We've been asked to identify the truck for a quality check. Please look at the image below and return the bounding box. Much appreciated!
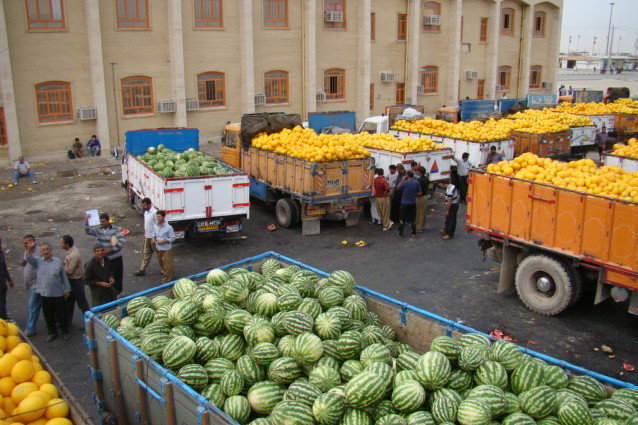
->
[85,251,637,425]
[308,106,425,135]
[466,169,638,316]
[364,145,453,182]
[122,128,250,240]
[601,151,638,172]
[221,120,372,235]
[436,99,498,123]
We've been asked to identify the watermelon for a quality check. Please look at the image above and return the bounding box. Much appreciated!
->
[312,392,346,425]
[205,357,236,383]
[195,337,219,363]
[220,370,244,396]
[391,380,426,413]
[101,313,120,328]
[490,341,523,371]
[344,371,387,409]
[134,307,155,327]
[377,414,407,425]
[223,279,249,303]
[201,383,226,407]
[285,379,322,406]
[298,298,323,319]
[431,396,458,423]
[340,409,372,425]
[141,333,171,361]
[519,385,556,419]
[510,361,546,395]
[447,368,474,392]
[309,365,341,392]
[251,342,280,366]
[543,365,568,390]
[314,313,342,340]
[168,300,198,326]
[566,376,607,405]
[162,336,196,370]
[612,388,638,409]
[458,346,487,371]
[456,399,492,425]
[557,399,594,425]
[177,364,209,391]
[459,333,491,349]
[127,296,152,316]
[268,357,302,385]
[406,411,435,425]
[247,380,285,415]
[501,412,536,425]
[292,332,324,364]
[283,311,315,336]
[173,278,197,299]
[430,336,461,360]
[591,398,636,421]
[223,395,251,424]
[340,360,364,382]
[328,270,355,293]
[219,334,246,361]
[261,259,281,276]
[474,360,509,390]
[317,286,345,309]
[206,269,230,286]
[236,355,265,387]
[414,351,451,390]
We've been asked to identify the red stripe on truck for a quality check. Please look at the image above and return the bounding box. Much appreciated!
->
[165,209,185,214]
[233,203,250,208]
[233,183,250,187]
[164,188,184,193]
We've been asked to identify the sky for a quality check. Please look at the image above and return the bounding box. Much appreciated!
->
[560,0,638,55]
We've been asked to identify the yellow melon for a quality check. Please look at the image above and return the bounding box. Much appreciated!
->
[31,372,51,387]
[0,355,19,378]
[2,397,16,416]
[44,399,68,420]
[11,361,35,384]
[0,377,16,397]
[5,336,21,352]
[0,337,7,353]
[4,324,19,337]
[30,356,40,364]
[27,419,48,425]
[14,393,46,423]
[44,419,72,425]
[10,345,32,362]
[32,363,43,373]
[11,382,38,405]
[26,391,51,403]
[38,385,58,400]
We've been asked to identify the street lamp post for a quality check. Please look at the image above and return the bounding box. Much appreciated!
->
[605,2,615,73]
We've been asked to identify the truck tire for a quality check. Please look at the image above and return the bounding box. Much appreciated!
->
[290,199,301,227]
[514,254,576,316]
[275,198,296,228]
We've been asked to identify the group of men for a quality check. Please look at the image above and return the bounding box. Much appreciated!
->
[71,135,101,159]
[0,198,175,342]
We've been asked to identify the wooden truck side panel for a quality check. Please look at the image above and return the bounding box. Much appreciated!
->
[614,113,638,132]
[468,171,638,289]
[511,130,571,157]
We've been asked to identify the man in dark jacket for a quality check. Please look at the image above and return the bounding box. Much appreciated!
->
[84,244,116,307]
[0,238,14,319]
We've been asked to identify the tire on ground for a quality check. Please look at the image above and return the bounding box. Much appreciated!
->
[275,198,297,228]
[514,254,577,316]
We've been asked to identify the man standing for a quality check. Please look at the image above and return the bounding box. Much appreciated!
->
[25,242,71,341]
[85,213,126,294]
[87,135,101,156]
[453,152,473,202]
[441,181,460,240]
[595,126,615,159]
[0,238,14,320]
[60,235,90,324]
[84,245,116,307]
[13,156,37,185]
[396,171,422,237]
[134,198,157,277]
[486,146,504,164]
[20,234,41,336]
[415,166,430,233]
[153,211,175,283]
[386,165,398,189]
[373,168,393,231]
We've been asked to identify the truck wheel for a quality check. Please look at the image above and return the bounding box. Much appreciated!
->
[290,199,301,227]
[514,255,576,316]
[275,198,296,228]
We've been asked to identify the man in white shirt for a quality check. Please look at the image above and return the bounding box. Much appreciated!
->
[153,210,175,283]
[13,156,37,185]
[441,182,460,240]
[452,152,473,202]
[134,198,158,277]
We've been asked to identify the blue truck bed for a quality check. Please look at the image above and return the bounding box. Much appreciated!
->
[125,128,200,156]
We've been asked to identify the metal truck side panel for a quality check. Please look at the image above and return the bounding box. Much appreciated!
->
[601,153,638,173]
[125,129,200,156]
[365,146,453,182]
[570,125,596,147]
[308,111,357,133]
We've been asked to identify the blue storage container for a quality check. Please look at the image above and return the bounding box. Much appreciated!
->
[125,128,200,156]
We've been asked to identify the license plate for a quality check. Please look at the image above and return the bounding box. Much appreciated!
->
[174,231,185,239]
[198,225,219,232]
[307,209,326,216]
[226,224,240,232]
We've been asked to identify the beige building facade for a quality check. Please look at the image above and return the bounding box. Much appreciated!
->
[0,0,562,162]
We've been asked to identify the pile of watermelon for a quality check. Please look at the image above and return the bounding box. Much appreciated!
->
[101,261,638,425]
[137,144,232,178]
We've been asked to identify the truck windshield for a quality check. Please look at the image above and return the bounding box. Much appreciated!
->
[222,130,237,148]
[359,123,377,134]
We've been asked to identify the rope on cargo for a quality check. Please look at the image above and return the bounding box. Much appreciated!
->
[1,399,73,420]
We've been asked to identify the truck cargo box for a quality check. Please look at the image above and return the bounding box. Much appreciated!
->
[511,130,571,157]
[569,125,597,147]
[575,114,615,131]
[365,146,453,182]
[601,152,638,172]
[614,113,638,133]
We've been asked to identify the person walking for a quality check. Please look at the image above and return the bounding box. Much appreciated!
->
[373,168,393,230]
[153,211,175,283]
[390,164,406,223]
[134,198,158,276]
[453,153,473,202]
[441,181,460,240]
[0,238,14,320]
[84,245,116,307]
[12,156,37,185]
[20,234,41,336]
[396,171,422,237]
[60,235,90,325]
[85,213,125,294]
[415,166,430,233]
[25,241,71,341]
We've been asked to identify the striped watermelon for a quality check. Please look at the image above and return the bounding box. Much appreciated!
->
[285,379,322,406]
[361,325,385,345]
[374,400,397,420]
[277,292,303,312]
[283,311,315,336]
[236,355,265,387]
[566,376,607,405]
[366,361,394,389]
[309,365,341,392]
[396,351,420,371]
[359,343,391,368]
[447,368,474,392]
[134,307,155,327]
[168,300,198,325]
[340,360,364,382]
[141,332,171,361]
[458,346,487,371]
[344,371,387,409]
[268,357,302,385]
[414,351,451,391]
[162,336,196,370]
[276,283,300,297]
[178,364,209,391]
[489,341,523,371]
[313,391,346,425]
[318,286,345,309]
[431,396,458,423]
[591,398,636,421]
[392,380,426,413]
[328,270,355,294]
[456,399,492,425]
[293,332,324,364]
[271,400,316,425]
[377,414,408,425]
[247,380,285,414]
[222,279,249,303]
[430,336,461,360]
[244,323,276,346]
[337,331,363,360]
[251,342,280,366]
[340,409,372,425]
[592,419,623,425]
[519,385,556,419]
[406,411,435,425]
[363,311,381,326]
[205,268,229,286]
[204,357,235,383]
[201,383,226,407]
[223,395,251,424]
[316,356,339,370]
[219,334,246,361]
[625,414,638,425]
[173,278,198,299]
[474,360,508,390]
[151,295,172,309]
[127,296,152,316]
[200,310,225,335]
[220,370,244,396]
[543,365,568,389]
[102,313,120,329]
[510,361,546,395]
[555,388,588,409]
[342,295,367,321]
[277,335,296,357]
[170,324,195,339]
[228,267,249,277]
[153,306,172,323]
[503,392,521,415]
[380,325,395,340]
[314,313,342,340]
[195,337,219,363]
[557,399,594,425]
[536,417,561,425]
[394,370,416,386]
[459,333,491,349]
[254,292,279,317]
[261,259,281,276]
[612,388,638,409]
[501,412,536,425]
[294,298,320,319]
[468,385,507,417]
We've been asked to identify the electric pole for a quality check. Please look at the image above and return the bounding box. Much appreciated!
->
[605,2,615,73]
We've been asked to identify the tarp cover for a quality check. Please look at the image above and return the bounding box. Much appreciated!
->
[320,126,351,134]
[240,113,302,150]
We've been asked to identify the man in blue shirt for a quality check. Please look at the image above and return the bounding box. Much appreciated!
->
[87,135,101,156]
[153,210,176,283]
[396,171,422,237]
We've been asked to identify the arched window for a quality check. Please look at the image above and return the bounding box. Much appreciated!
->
[529,66,542,89]
[423,1,441,32]
[264,71,289,104]
[533,11,546,37]
[324,68,345,100]
[121,76,154,115]
[501,7,514,35]
[498,66,511,91]
[420,66,438,94]
[198,72,226,107]
[35,81,73,123]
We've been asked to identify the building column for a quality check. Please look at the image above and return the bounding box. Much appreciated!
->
[0,0,21,160]
[85,0,111,150]
[446,0,462,106]
[168,0,187,127]
[304,0,317,117]
[548,5,563,94]
[240,0,255,114]
[406,0,420,105]
[485,0,502,100]
[357,0,371,124]
[517,3,534,98]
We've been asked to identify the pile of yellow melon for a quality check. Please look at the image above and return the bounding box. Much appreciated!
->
[487,153,638,202]
[611,138,638,158]
[614,98,638,109]
[553,101,637,115]
[392,118,515,141]
[0,320,72,425]
[509,109,592,133]
[361,134,446,153]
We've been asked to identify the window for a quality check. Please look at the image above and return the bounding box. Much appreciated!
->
[501,7,514,35]
[263,0,288,28]
[396,82,405,104]
[25,0,65,30]
[194,0,223,28]
[423,1,441,32]
[397,13,407,40]
[198,72,226,107]
[498,66,511,91]
[0,108,6,146]
[530,66,542,89]
[264,71,289,104]
[370,84,375,110]
[477,79,485,99]
[35,81,73,123]
[371,13,375,40]
[420,66,438,94]
[533,11,546,37]
[116,0,149,29]
[324,0,346,29]
[480,17,488,42]
[324,68,345,100]
[121,76,154,115]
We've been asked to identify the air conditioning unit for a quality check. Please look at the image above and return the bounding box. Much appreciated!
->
[186,98,199,111]
[316,91,326,102]
[324,11,344,22]
[157,100,176,113]
[380,72,396,83]
[541,81,553,89]
[423,15,440,26]
[465,70,479,80]
[417,85,426,94]
[254,94,266,106]
[77,106,97,120]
